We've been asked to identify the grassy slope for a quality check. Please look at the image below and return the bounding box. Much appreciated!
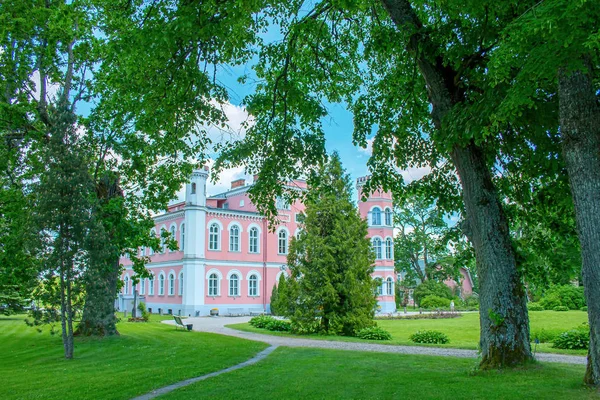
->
[162,347,594,400]
[0,315,267,400]
[228,311,589,355]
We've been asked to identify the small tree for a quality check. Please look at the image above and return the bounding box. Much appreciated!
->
[287,153,377,336]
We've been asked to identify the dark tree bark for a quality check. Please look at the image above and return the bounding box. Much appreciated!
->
[381,0,532,367]
[558,65,600,387]
[76,177,123,336]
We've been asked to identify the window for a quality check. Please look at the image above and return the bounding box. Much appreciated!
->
[372,207,381,226]
[386,277,394,296]
[229,274,239,296]
[376,278,383,296]
[159,273,165,295]
[170,225,176,252]
[249,227,259,253]
[385,208,392,226]
[248,274,258,297]
[160,228,167,253]
[140,278,145,295]
[276,196,290,210]
[124,276,129,295]
[180,224,185,251]
[372,238,382,260]
[149,230,156,255]
[278,229,288,254]
[149,277,154,295]
[179,272,184,296]
[168,273,175,295]
[208,273,219,296]
[240,200,245,207]
[229,225,240,252]
[385,238,393,259]
[191,182,196,194]
[209,223,220,250]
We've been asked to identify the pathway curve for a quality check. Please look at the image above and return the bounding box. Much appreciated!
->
[163,316,587,365]
[131,345,278,400]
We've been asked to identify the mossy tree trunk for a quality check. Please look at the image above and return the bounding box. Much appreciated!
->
[558,64,600,387]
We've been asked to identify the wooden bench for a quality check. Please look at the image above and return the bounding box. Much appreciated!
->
[227,308,245,316]
[249,308,265,316]
[174,316,193,331]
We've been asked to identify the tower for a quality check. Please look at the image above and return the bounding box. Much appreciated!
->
[182,166,209,315]
[357,176,396,313]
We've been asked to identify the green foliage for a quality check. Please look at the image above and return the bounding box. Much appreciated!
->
[539,296,562,311]
[249,315,276,329]
[270,274,291,317]
[540,285,585,310]
[409,330,450,345]
[137,302,150,322]
[531,329,561,344]
[463,294,479,309]
[413,281,452,306]
[553,329,589,350]
[420,296,451,309]
[356,326,392,341]
[269,283,279,316]
[528,303,544,312]
[266,319,292,332]
[286,154,377,336]
[580,307,588,312]
[554,306,569,312]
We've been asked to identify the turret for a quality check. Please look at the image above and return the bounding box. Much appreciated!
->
[186,166,209,206]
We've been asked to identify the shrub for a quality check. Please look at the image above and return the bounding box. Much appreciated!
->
[409,330,450,344]
[356,326,392,340]
[527,302,544,311]
[531,329,561,343]
[581,306,588,312]
[463,294,479,308]
[265,319,291,332]
[553,306,569,312]
[249,315,276,329]
[540,285,585,310]
[539,295,561,310]
[553,329,589,350]
[413,281,453,306]
[420,295,451,309]
[137,302,150,321]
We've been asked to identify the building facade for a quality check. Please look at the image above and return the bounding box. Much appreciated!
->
[118,168,396,316]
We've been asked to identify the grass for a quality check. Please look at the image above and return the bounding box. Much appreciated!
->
[0,314,267,400]
[228,311,589,355]
[161,347,595,400]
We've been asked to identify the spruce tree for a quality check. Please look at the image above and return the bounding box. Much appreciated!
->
[287,153,377,336]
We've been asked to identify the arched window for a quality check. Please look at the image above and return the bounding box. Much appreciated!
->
[278,229,288,254]
[229,274,239,296]
[149,276,154,295]
[208,273,219,296]
[385,208,392,226]
[179,272,184,296]
[372,238,382,260]
[229,225,240,252]
[191,182,196,194]
[385,238,393,259]
[168,273,175,295]
[209,223,220,250]
[160,228,167,253]
[169,225,176,252]
[248,274,258,297]
[149,230,156,255]
[180,224,185,251]
[249,227,259,253]
[159,273,165,295]
[375,278,383,296]
[123,276,129,295]
[386,277,394,296]
[372,207,381,226]
[140,278,145,295]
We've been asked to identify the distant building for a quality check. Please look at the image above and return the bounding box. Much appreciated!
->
[118,169,396,316]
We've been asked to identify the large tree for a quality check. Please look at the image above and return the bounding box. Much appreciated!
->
[286,153,377,336]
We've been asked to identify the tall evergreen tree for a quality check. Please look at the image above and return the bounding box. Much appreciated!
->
[287,153,377,336]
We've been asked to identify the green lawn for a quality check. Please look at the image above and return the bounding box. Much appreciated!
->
[161,347,594,400]
[228,311,589,355]
[0,314,267,400]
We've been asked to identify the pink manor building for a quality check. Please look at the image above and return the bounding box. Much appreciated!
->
[118,167,397,316]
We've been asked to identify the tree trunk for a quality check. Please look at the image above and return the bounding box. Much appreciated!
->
[451,142,531,368]
[381,0,532,368]
[558,65,600,387]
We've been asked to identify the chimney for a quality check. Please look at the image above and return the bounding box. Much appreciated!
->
[231,178,245,189]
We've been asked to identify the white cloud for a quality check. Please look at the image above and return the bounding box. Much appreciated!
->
[357,137,374,155]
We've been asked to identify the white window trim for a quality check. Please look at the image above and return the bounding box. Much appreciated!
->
[385,236,394,259]
[384,207,393,226]
[246,270,262,297]
[159,225,168,254]
[123,275,129,295]
[168,270,176,296]
[370,206,382,226]
[207,220,223,251]
[248,223,261,254]
[158,272,166,295]
[206,269,223,297]
[169,223,177,252]
[178,272,184,296]
[277,227,290,255]
[228,222,243,252]
[372,236,383,260]
[180,223,185,252]
[149,276,155,295]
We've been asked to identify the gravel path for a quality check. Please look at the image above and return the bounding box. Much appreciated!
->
[163,316,587,365]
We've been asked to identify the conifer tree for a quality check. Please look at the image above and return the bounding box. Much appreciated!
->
[287,153,377,336]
